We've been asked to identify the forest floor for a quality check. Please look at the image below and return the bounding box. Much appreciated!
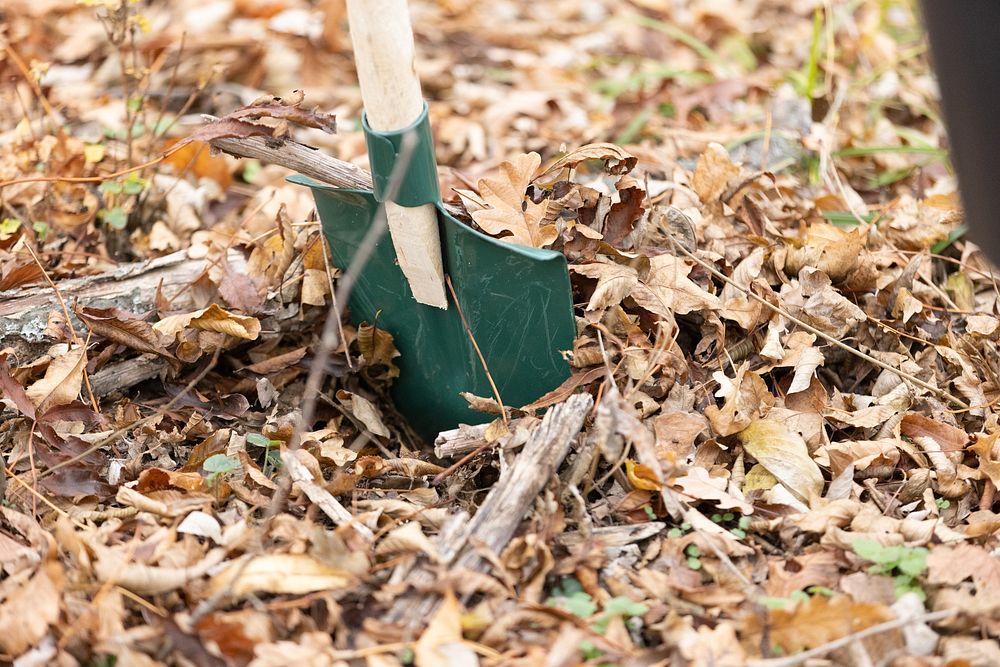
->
[1,0,999,665]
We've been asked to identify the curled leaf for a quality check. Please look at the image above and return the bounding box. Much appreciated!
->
[537,142,637,179]
[154,304,261,341]
[26,345,87,415]
[738,419,824,504]
[625,459,662,491]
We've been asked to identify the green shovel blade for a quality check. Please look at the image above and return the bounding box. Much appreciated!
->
[289,177,576,441]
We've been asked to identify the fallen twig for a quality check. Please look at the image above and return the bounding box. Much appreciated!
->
[386,392,593,627]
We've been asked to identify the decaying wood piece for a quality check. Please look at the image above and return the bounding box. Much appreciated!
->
[0,249,245,347]
[386,392,593,627]
[89,354,169,397]
[0,249,315,399]
[433,423,489,458]
[555,522,666,549]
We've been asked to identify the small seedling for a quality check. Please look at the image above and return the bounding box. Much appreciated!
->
[547,579,648,661]
[98,207,128,230]
[98,173,148,230]
[667,521,692,539]
[202,454,239,486]
[852,539,928,600]
[758,586,835,610]
[32,221,49,241]
[578,639,607,664]
[246,433,283,477]
[685,543,702,570]
[545,578,598,618]
[710,512,751,539]
[592,596,649,634]
[0,218,20,239]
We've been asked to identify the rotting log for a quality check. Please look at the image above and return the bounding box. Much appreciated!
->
[0,250,246,396]
[0,249,246,346]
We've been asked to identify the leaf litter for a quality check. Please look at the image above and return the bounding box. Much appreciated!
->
[0,0,998,665]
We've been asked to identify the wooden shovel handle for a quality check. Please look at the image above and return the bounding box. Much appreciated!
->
[344,0,449,309]
[345,0,424,132]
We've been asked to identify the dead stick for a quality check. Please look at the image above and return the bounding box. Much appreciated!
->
[207,134,466,219]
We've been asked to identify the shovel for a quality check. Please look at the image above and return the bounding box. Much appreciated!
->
[290,0,576,440]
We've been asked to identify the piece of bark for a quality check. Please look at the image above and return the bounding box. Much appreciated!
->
[449,393,593,570]
[386,392,593,627]
[433,423,489,458]
[555,522,666,549]
[0,250,295,399]
[89,354,169,397]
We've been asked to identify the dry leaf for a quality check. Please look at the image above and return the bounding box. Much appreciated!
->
[671,466,753,514]
[248,632,338,667]
[784,224,865,284]
[705,363,774,436]
[927,544,1000,594]
[901,414,968,453]
[692,142,741,203]
[625,459,662,491]
[177,511,224,545]
[247,205,296,287]
[471,153,557,248]
[738,419,824,504]
[885,194,961,251]
[892,288,924,324]
[570,260,639,312]
[336,390,390,438]
[679,621,747,667]
[720,247,765,329]
[970,431,1000,491]
[414,590,478,667]
[76,306,175,360]
[537,142,638,179]
[208,554,353,598]
[744,595,893,654]
[0,561,63,656]
[967,314,1000,337]
[357,321,401,380]
[0,354,37,419]
[460,392,505,415]
[631,253,722,317]
[26,345,87,414]
[154,303,261,341]
[774,333,825,394]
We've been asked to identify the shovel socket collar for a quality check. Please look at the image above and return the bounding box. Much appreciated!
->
[362,102,442,207]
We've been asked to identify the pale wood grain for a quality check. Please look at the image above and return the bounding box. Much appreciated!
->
[344,0,447,308]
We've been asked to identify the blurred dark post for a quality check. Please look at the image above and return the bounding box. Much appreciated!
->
[920,0,1000,261]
